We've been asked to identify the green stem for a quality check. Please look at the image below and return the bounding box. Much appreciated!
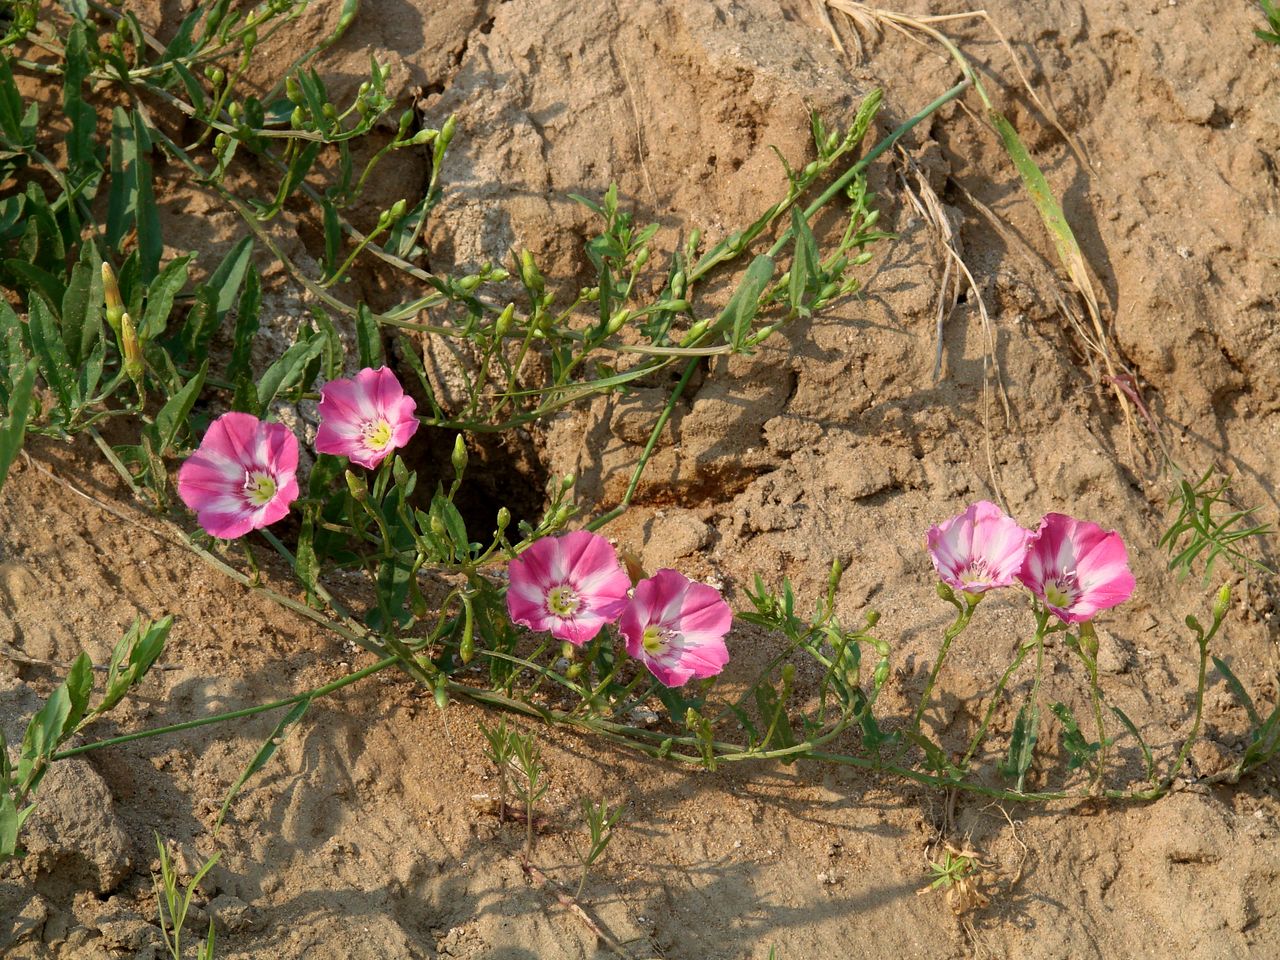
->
[52,656,398,761]
[762,78,972,263]
[961,627,1042,768]
[1159,635,1212,789]
[1076,622,1108,789]
[586,356,699,531]
[908,597,976,735]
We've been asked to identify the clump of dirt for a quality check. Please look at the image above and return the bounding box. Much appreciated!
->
[3,1,1280,958]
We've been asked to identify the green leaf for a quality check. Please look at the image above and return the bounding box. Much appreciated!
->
[98,616,171,716]
[0,794,37,860]
[23,683,71,763]
[152,360,207,455]
[256,139,322,221]
[310,305,342,381]
[171,61,208,115]
[106,108,138,251]
[720,254,775,351]
[131,112,162,284]
[988,108,1100,327]
[216,699,311,829]
[999,701,1040,790]
[141,255,193,342]
[1050,701,1099,772]
[6,260,65,317]
[62,652,94,734]
[356,303,383,368]
[321,197,342,275]
[184,236,254,356]
[62,22,100,184]
[753,682,797,755]
[61,241,103,367]
[1212,656,1261,727]
[27,295,76,414]
[432,494,471,561]
[0,52,31,145]
[788,207,818,316]
[226,264,261,386]
[256,336,324,416]
[1109,705,1154,782]
[0,357,37,491]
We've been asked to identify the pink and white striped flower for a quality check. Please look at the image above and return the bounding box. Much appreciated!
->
[315,366,419,469]
[506,531,631,645]
[1017,513,1135,623]
[177,412,299,539]
[927,501,1031,597]
[619,569,731,688]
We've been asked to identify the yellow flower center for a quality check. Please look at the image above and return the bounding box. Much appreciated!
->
[547,585,580,617]
[243,470,277,507]
[363,418,394,450]
[1045,579,1075,609]
[642,625,675,656]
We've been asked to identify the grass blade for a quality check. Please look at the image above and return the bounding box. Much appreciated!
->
[216,698,311,829]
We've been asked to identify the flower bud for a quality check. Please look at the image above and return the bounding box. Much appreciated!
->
[494,303,515,337]
[1078,621,1099,658]
[519,249,544,294]
[458,274,482,292]
[670,270,687,299]
[434,683,449,709]
[606,309,630,334]
[873,660,890,688]
[438,113,457,150]
[1213,583,1232,624]
[207,66,226,88]
[397,109,414,136]
[496,506,511,531]
[410,128,436,145]
[430,513,447,538]
[633,246,649,269]
[290,105,305,128]
[101,263,125,336]
[286,76,303,104]
[451,434,468,477]
[488,267,510,282]
[678,318,710,346]
[120,312,144,385]
[566,661,585,680]
[345,470,368,502]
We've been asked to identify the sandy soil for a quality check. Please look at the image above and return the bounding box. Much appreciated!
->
[3,0,1280,957]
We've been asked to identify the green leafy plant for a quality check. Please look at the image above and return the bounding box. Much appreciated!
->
[1258,1,1280,44]
[0,617,171,864]
[154,834,219,960]
[574,798,624,900]
[1160,468,1274,584]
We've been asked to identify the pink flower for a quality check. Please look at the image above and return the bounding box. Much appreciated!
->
[315,367,419,469]
[1017,513,1136,623]
[177,412,299,539]
[506,531,631,645]
[927,500,1031,596]
[619,569,731,688]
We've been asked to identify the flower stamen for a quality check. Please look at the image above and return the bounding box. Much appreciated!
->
[547,584,581,617]
[243,470,278,507]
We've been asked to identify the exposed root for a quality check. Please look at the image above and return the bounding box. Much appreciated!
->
[523,861,638,959]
